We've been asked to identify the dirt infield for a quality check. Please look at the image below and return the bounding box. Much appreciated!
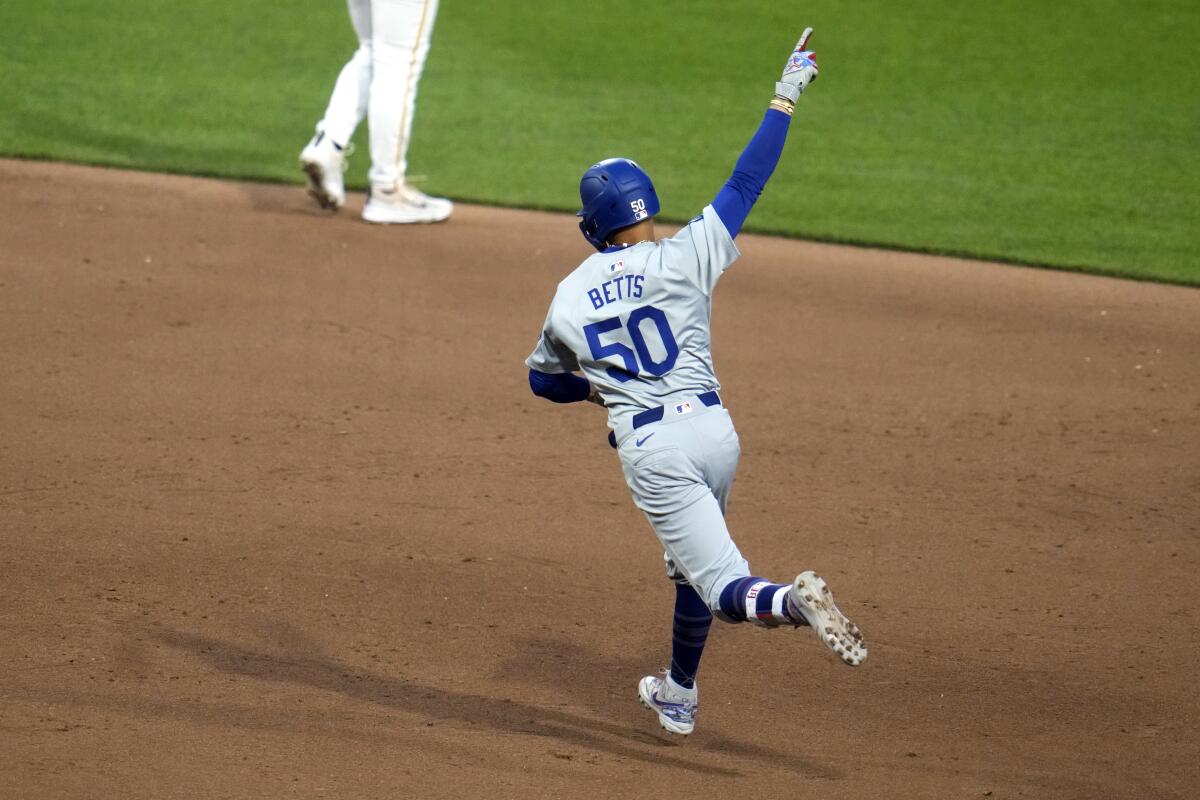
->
[2,159,1198,799]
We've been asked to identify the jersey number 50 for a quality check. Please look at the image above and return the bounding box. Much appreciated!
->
[583,306,679,383]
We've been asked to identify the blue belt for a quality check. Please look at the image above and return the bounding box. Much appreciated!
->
[607,391,722,448]
[632,390,722,429]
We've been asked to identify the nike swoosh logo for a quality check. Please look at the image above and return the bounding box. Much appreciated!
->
[636,433,655,447]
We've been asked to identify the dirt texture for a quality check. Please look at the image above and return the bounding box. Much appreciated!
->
[2,159,1198,799]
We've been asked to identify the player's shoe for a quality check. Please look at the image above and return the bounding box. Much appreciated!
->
[299,128,348,211]
[362,184,452,224]
[787,570,868,666]
[637,673,697,736]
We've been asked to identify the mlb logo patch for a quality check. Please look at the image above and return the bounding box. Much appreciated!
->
[609,260,625,274]
[673,401,694,416]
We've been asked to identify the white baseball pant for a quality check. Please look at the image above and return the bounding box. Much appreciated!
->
[616,403,752,611]
[316,0,440,191]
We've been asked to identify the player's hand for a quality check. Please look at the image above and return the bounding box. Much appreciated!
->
[586,386,606,407]
[775,28,819,103]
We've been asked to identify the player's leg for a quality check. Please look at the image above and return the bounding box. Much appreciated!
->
[626,413,867,661]
[652,414,741,692]
[639,477,759,614]
[661,420,728,693]
[300,0,372,210]
[698,411,867,664]
[321,0,373,147]
[636,571,710,736]
[667,572,711,689]
[623,414,754,612]
[361,0,451,223]
[622,440,735,735]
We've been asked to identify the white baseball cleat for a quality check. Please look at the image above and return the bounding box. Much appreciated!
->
[637,673,697,736]
[299,128,348,211]
[362,184,453,224]
[787,570,868,666]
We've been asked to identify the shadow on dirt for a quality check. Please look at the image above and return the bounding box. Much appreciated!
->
[151,623,838,779]
[492,634,815,765]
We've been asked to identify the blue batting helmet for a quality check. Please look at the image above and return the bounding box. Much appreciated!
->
[576,158,660,251]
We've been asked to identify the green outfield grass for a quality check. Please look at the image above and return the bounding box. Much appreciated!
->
[2,1,1197,284]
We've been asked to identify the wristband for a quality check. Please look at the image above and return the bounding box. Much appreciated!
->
[770,96,795,115]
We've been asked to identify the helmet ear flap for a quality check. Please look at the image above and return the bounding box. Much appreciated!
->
[578,216,606,251]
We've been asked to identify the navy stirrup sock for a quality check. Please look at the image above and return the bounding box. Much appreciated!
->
[718,575,806,626]
[668,583,712,689]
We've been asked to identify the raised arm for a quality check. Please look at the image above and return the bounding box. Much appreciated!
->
[712,29,819,238]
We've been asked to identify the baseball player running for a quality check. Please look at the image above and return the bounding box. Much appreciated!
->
[299,0,451,224]
[525,29,867,736]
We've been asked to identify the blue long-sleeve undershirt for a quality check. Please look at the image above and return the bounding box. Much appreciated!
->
[711,108,792,238]
[529,369,591,403]
[529,108,791,404]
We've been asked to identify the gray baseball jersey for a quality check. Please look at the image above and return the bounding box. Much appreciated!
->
[525,204,739,428]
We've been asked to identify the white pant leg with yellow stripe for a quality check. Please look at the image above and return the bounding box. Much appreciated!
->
[318,0,440,190]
